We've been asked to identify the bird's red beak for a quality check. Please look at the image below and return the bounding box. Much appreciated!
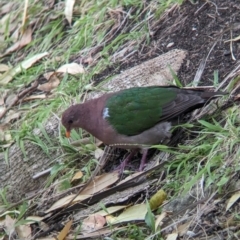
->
[66,131,71,138]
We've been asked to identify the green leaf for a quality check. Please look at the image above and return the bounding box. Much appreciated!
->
[217,176,229,187]
[145,201,155,232]
[198,120,222,131]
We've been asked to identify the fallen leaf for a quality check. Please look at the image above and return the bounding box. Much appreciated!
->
[65,0,76,25]
[4,110,21,123]
[82,214,106,232]
[166,233,178,240]
[226,191,240,211]
[0,3,14,15]
[155,212,167,231]
[177,221,191,236]
[57,62,85,75]
[4,215,16,236]
[38,74,60,92]
[95,205,127,217]
[149,189,167,210]
[0,52,49,85]
[45,194,91,213]
[0,64,9,72]
[5,93,17,107]
[81,172,119,195]
[110,204,147,224]
[57,220,72,240]
[71,171,83,182]
[43,71,55,80]
[15,224,31,239]
[3,27,32,56]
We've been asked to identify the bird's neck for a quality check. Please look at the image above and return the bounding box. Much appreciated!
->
[76,97,105,139]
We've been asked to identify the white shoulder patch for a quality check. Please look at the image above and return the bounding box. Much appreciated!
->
[103,108,110,118]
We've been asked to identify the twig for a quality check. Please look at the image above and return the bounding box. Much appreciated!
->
[48,146,113,221]
[32,168,52,179]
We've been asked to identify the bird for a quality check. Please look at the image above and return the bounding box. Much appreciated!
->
[62,86,223,172]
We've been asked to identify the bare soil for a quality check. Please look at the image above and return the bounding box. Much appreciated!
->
[96,0,240,88]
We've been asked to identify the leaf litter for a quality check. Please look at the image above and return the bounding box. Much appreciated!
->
[0,1,239,239]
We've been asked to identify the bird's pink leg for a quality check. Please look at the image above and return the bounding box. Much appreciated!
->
[139,149,148,171]
[116,149,137,173]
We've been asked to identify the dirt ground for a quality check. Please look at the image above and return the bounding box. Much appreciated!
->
[96,0,240,88]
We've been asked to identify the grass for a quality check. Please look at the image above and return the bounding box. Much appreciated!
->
[0,0,240,239]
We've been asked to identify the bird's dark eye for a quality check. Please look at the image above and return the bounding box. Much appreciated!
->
[68,119,73,124]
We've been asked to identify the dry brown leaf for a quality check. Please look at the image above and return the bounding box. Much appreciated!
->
[3,27,32,56]
[226,191,240,211]
[15,224,31,239]
[0,64,9,72]
[45,194,91,213]
[166,233,178,240]
[0,3,14,15]
[57,220,72,240]
[5,93,17,106]
[71,171,83,182]
[38,74,60,92]
[4,215,16,236]
[155,212,168,231]
[57,62,85,75]
[43,71,55,80]
[82,214,106,233]
[4,110,21,123]
[95,205,127,217]
[110,204,147,224]
[177,221,191,236]
[0,52,49,85]
[65,0,76,25]
[81,172,119,195]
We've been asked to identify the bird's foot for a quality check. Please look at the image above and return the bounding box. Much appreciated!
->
[114,149,137,173]
[138,149,148,172]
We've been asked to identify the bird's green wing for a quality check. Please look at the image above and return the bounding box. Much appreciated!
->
[105,87,178,136]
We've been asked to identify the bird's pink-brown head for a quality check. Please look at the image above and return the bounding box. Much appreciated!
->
[61,105,82,138]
